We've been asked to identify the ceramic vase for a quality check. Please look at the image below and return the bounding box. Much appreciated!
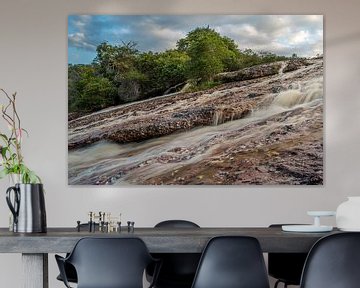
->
[7,174,22,231]
[336,197,360,231]
[6,183,47,233]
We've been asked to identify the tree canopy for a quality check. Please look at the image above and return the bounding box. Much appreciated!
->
[178,27,241,82]
[68,26,288,114]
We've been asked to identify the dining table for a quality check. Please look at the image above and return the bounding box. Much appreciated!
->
[0,226,339,288]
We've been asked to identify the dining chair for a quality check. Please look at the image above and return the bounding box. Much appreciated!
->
[55,237,161,288]
[268,224,308,288]
[56,223,99,284]
[191,236,270,288]
[300,232,360,288]
[147,220,201,288]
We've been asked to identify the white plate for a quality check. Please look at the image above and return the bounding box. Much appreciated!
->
[307,211,336,217]
[282,225,333,232]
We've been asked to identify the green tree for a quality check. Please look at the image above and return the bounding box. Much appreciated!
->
[94,41,147,103]
[74,76,117,112]
[186,36,224,82]
[68,28,291,113]
[237,49,287,69]
[238,49,262,68]
[68,64,99,112]
[177,27,240,82]
[68,65,117,113]
[136,50,189,97]
[117,69,147,102]
[155,50,189,87]
[94,41,139,78]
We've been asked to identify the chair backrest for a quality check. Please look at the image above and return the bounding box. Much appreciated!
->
[151,220,201,286]
[300,232,360,288]
[191,236,270,288]
[155,220,200,228]
[67,237,154,288]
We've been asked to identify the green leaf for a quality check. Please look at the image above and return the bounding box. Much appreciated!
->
[21,128,29,137]
[0,133,8,141]
[0,146,8,158]
[28,171,41,184]
[0,168,9,179]
[18,164,41,184]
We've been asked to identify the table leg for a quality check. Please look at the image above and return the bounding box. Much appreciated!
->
[22,253,48,288]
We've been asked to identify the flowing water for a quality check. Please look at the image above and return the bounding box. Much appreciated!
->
[68,72,323,185]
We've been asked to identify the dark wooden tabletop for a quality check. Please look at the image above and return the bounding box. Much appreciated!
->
[0,227,339,254]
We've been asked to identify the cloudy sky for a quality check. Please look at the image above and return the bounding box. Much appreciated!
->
[68,15,323,64]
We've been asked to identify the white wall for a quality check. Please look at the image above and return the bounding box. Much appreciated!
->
[1,0,360,287]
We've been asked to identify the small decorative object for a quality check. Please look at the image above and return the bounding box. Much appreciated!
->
[77,221,81,232]
[282,211,335,232]
[127,221,135,233]
[84,211,121,232]
[0,89,46,233]
[336,197,360,231]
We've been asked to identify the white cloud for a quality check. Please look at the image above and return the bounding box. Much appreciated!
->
[111,27,131,37]
[148,26,184,43]
[73,15,92,32]
[289,30,310,45]
[134,21,186,51]
[68,15,324,63]
[68,32,97,51]
[241,24,259,37]
[217,24,269,47]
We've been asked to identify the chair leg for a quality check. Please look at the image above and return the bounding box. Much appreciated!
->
[274,280,289,288]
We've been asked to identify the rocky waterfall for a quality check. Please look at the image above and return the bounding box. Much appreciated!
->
[68,58,323,185]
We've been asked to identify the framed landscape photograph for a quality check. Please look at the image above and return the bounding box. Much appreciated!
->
[68,15,323,185]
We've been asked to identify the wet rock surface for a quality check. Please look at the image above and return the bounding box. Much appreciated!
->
[69,59,320,149]
[141,105,323,185]
[68,58,323,185]
[214,61,282,83]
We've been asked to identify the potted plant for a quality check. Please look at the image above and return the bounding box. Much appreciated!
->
[0,88,46,233]
[0,89,41,183]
